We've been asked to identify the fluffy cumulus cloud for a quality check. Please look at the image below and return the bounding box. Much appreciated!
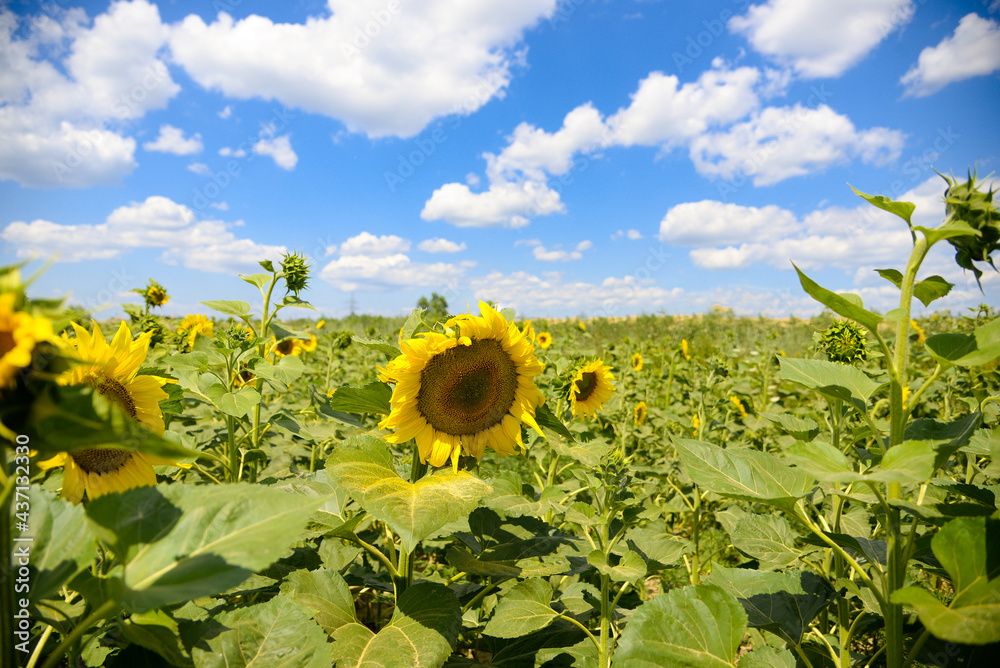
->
[0,1,179,187]
[728,0,914,78]
[320,231,472,291]
[1,196,285,272]
[424,59,901,226]
[688,104,905,186]
[253,134,298,170]
[530,240,592,262]
[660,176,947,273]
[143,124,203,155]
[421,180,563,228]
[168,0,559,139]
[900,14,1000,97]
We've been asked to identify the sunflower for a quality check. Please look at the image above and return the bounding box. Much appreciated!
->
[568,359,615,417]
[634,401,648,426]
[681,339,691,360]
[179,313,213,348]
[378,301,545,470]
[38,322,177,503]
[537,332,553,349]
[577,321,586,332]
[631,353,643,371]
[521,320,536,344]
[271,337,303,358]
[316,319,326,330]
[300,334,318,352]
[730,395,748,418]
[1,292,56,389]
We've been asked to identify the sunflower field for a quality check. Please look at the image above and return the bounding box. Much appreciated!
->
[1,177,999,668]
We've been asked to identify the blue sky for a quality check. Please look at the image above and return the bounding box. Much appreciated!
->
[1,0,999,319]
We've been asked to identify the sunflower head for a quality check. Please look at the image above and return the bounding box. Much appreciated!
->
[179,314,213,349]
[567,359,615,418]
[681,339,691,360]
[378,301,545,470]
[300,334,318,352]
[280,251,312,297]
[271,337,303,358]
[577,321,587,332]
[1,292,58,390]
[537,332,553,350]
[40,321,177,503]
[940,170,999,285]
[316,319,326,330]
[631,353,643,371]
[634,401,648,426]
[139,278,169,308]
[817,320,868,364]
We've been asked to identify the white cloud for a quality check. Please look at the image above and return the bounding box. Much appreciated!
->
[606,65,764,148]
[187,162,211,175]
[689,104,904,186]
[219,147,247,158]
[662,177,961,276]
[0,1,179,187]
[418,237,467,253]
[253,134,297,170]
[336,232,411,257]
[210,201,229,211]
[660,200,799,245]
[900,14,1000,97]
[728,0,914,78]
[575,240,593,251]
[143,124,203,155]
[532,244,583,262]
[421,180,563,228]
[1,195,285,271]
[169,0,559,139]
[469,271,685,316]
[612,229,644,240]
[218,105,233,119]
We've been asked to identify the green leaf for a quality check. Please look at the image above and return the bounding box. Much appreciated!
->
[587,549,647,583]
[252,355,305,389]
[239,273,272,290]
[200,300,250,317]
[326,436,492,553]
[483,579,560,638]
[192,593,334,668]
[330,582,461,668]
[447,546,522,579]
[120,610,193,668]
[269,321,310,342]
[925,317,1000,368]
[915,219,980,247]
[793,264,883,332]
[876,268,904,289]
[913,275,954,307]
[401,308,425,341]
[759,411,820,441]
[26,489,97,602]
[728,514,801,571]
[202,378,260,418]
[786,440,936,484]
[85,483,328,612]
[280,295,316,311]
[705,566,836,645]
[674,438,815,511]
[778,357,882,413]
[625,526,689,567]
[327,382,392,415]
[850,186,915,225]
[351,334,401,359]
[279,568,356,636]
[612,584,746,668]
[892,517,1000,643]
[739,646,796,668]
[534,401,573,439]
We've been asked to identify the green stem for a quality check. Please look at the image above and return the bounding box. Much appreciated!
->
[664,353,677,407]
[599,573,611,668]
[25,624,54,668]
[691,489,701,585]
[558,613,602,652]
[39,599,118,668]
[249,273,280,482]
[900,627,932,668]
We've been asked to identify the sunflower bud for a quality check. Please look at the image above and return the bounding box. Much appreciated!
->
[145,279,169,308]
[940,170,999,286]
[818,320,868,364]
[280,252,311,296]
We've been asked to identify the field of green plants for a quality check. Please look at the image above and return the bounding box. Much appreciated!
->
[1,176,998,668]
